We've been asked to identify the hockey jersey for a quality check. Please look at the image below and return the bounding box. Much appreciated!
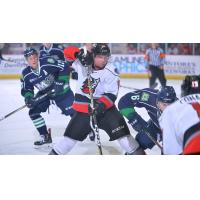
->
[159,94,200,155]
[21,57,70,98]
[71,60,119,113]
[120,88,160,128]
[39,44,65,61]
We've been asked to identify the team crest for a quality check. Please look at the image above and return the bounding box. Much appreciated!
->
[47,58,55,64]
[141,92,150,101]
[81,77,100,94]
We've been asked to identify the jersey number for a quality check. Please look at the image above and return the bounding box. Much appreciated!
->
[131,95,140,101]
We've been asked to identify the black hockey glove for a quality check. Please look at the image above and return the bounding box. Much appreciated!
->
[71,70,78,80]
[75,49,93,66]
[128,112,148,132]
[53,80,65,96]
[88,101,106,116]
[25,96,35,108]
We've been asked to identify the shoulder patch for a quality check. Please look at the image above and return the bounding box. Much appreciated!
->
[141,92,150,101]
[47,58,55,64]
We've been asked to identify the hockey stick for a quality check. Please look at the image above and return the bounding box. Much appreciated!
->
[120,85,140,90]
[0,104,27,122]
[84,48,103,155]
[0,90,54,122]
[120,84,158,90]
[143,130,163,150]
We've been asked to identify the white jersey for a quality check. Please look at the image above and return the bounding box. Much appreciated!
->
[72,60,120,113]
[72,60,119,98]
[159,94,200,154]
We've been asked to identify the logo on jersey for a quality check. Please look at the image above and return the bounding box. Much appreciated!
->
[81,77,100,94]
[141,92,150,101]
[47,58,55,64]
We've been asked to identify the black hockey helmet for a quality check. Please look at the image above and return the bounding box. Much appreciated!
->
[157,86,178,104]
[24,48,38,58]
[181,75,200,97]
[92,43,111,57]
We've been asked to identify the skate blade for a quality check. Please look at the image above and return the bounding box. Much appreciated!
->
[33,143,53,151]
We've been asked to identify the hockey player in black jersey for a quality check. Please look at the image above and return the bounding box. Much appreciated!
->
[118,86,177,151]
[21,48,74,146]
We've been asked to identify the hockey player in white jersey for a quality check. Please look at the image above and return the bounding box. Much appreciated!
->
[49,44,145,155]
[158,75,200,155]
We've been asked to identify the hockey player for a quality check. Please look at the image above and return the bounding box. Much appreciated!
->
[39,43,65,61]
[118,86,177,151]
[159,75,200,155]
[49,44,145,155]
[21,48,74,146]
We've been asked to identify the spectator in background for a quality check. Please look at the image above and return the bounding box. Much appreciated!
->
[167,44,179,55]
[195,43,200,55]
[177,44,192,55]
[127,43,137,54]
[145,43,166,88]
[139,43,149,54]
[182,44,192,55]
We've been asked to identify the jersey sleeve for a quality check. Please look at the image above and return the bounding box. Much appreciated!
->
[159,48,165,65]
[20,71,34,98]
[56,44,65,61]
[56,59,70,84]
[97,66,120,109]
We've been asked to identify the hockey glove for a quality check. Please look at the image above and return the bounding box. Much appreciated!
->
[75,49,93,66]
[88,101,106,116]
[71,70,78,80]
[25,96,35,108]
[128,112,148,133]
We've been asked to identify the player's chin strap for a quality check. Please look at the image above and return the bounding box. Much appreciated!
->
[0,90,55,122]
[84,47,103,155]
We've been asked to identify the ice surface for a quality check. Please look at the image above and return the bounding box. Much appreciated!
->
[0,78,182,155]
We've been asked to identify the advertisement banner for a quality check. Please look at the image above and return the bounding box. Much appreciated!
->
[164,55,200,75]
[112,54,200,76]
[0,55,26,74]
[111,54,147,74]
[0,54,200,79]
